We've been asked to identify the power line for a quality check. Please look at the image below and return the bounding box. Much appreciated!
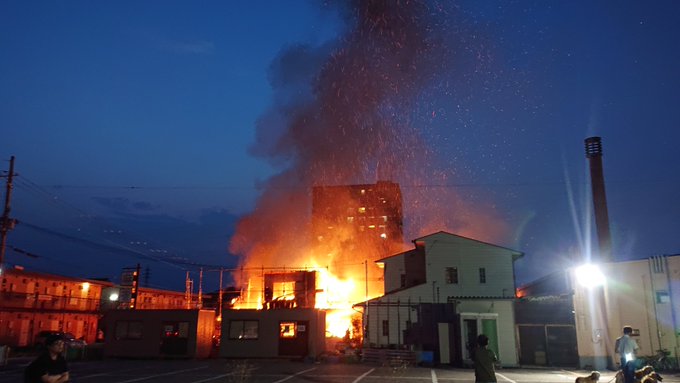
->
[22,179,676,190]
[19,221,199,270]
[13,176,201,270]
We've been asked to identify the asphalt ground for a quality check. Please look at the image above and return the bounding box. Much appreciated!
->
[3,358,680,383]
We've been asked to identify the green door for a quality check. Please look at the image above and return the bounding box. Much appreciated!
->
[481,319,499,357]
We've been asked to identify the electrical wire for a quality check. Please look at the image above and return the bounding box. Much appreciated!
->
[12,176,216,271]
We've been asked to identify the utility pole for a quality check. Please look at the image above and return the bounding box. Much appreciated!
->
[0,156,17,275]
[185,271,192,309]
[364,260,369,302]
[198,267,203,309]
[218,268,223,321]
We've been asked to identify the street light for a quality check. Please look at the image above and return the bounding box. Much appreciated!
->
[575,264,606,288]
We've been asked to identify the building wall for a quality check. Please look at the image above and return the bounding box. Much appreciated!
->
[457,300,518,366]
[103,309,214,358]
[418,232,517,298]
[0,268,201,349]
[514,295,579,367]
[364,295,420,347]
[365,232,522,366]
[219,308,326,359]
[311,181,404,299]
[100,286,189,310]
[570,255,680,370]
[311,181,404,246]
[0,268,108,347]
[382,254,405,293]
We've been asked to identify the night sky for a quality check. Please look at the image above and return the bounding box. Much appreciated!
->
[1,1,678,292]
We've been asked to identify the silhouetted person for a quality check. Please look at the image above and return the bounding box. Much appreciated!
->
[25,334,70,383]
[615,326,639,383]
[472,334,497,383]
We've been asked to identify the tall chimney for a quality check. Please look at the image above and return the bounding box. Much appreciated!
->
[584,136,612,262]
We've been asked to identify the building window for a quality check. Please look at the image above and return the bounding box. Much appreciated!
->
[163,321,189,338]
[228,320,258,340]
[280,321,296,338]
[382,320,389,336]
[400,274,406,288]
[657,291,670,304]
[114,321,143,340]
[479,268,486,284]
[445,267,458,284]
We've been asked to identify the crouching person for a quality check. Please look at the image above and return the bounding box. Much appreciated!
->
[25,334,70,383]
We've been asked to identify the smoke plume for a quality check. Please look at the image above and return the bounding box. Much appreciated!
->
[230,0,509,280]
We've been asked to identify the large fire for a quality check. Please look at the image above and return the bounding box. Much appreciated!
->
[232,254,377,338]
[228,1,511,346]
[314,269,358,337]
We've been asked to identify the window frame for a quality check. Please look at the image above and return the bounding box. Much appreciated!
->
[279,321,297,338]
[114,320,143,340]
[228,320,259,340]
[445,267,459,284]
[656,291,670,304]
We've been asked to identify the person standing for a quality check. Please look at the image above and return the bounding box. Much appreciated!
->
[472,334,498,383]
[615,325,639,383]
[24,334,70,383]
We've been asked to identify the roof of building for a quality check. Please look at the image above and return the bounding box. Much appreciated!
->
[376,231,523,262]
[414,231,523,257]
[2,267,115,286]
[353,294,514,307]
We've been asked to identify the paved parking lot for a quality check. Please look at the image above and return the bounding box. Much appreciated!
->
[3,358,680,383]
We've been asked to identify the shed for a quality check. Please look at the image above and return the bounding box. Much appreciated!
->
[220,308,325,359]
[103,309,215,358]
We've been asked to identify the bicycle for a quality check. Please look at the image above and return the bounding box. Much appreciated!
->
[639,349,678,372]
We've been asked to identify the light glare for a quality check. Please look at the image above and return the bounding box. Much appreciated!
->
[575,264,606,288]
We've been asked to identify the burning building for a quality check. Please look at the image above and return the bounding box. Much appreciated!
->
[312,180,404,297]
[227,1,509,349]
[263,270,317,309]
[229,181,405,343]
[312,180,404,251]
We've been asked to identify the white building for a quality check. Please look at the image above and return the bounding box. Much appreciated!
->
[571,255,680,370]
[516,254,680,370]
[361,231,523,366]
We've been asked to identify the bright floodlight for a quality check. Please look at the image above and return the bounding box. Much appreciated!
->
[109,292,119,301]
[575,264,606,288]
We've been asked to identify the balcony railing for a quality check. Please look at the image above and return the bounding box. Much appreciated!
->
[0,291,101,311]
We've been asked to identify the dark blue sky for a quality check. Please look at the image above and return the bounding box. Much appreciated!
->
[1,1,678,292]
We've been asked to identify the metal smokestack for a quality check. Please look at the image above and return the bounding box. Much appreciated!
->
[585,136,612,262]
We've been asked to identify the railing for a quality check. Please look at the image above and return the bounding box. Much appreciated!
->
[0,292,101,311]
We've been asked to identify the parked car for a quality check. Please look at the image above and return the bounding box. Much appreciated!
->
[34,331,87,349]
[63,332,87,348]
